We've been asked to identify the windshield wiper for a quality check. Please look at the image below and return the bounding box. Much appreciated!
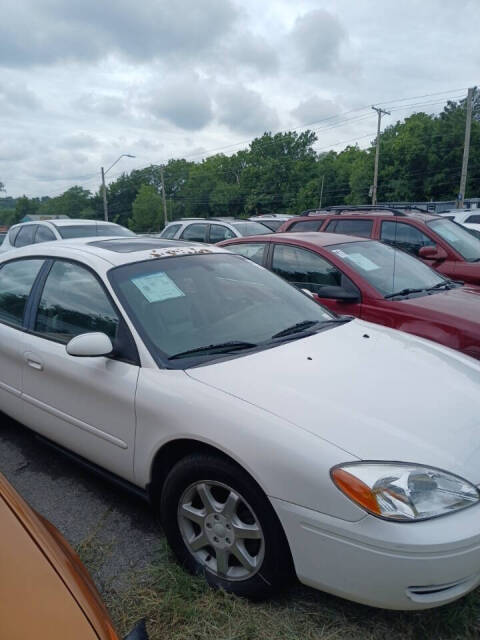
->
[271,318,350,340]
[384,287,426,299]
[426,281,455,291]
[169,341,258,360]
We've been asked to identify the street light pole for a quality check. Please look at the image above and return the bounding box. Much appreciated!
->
[100,154,135,222]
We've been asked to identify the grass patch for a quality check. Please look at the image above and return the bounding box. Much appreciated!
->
[99,538,480,640]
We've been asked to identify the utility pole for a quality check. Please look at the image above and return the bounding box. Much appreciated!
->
[101,166,108,221]
[457,87,474,209]
[371,106,390,206]
[160,165,168,227]
[318,175,325,208]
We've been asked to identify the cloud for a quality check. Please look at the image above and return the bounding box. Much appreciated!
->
[226,33,279,74]
[291,96,339,125]
[290,10,346,72]
[148,77,214,130]
[60,133,100,150]
[0,81,41,112]
[216,84,279,134]
[0,0,238,67]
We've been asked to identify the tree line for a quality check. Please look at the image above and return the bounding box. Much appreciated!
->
[1,96,479,232]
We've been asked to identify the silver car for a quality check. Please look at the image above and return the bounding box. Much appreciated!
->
[0,219,135,253]
[160,218,273,243]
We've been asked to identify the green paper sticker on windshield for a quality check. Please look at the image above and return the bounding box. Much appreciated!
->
[132,272,185,303]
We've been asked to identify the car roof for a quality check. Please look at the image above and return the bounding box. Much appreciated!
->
[224,231,370,248]
[288,210,439,223]
[12,219,123,228]
[1,236,229,267]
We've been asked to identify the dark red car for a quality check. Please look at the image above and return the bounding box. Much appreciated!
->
[278,210,480,286]
[219,232,480,360]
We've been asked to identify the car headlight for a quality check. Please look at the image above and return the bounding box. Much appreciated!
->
[331,462,480,521]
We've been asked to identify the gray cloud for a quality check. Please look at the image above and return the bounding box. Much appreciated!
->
[216,84,279,135]
[0,0,238,67]
[60,133,99,150]
[226,33,279,74]
[290,10,346,72]
[149,78,214,130]
[291,96,339,125]
[0,81,41,112]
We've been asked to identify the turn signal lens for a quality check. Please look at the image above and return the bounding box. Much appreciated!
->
[331,463,480,521]
[331,468,381,515]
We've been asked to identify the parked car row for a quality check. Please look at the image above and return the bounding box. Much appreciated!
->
[277,208,480,286]
[220,231,480,359]
[1,234,480,614]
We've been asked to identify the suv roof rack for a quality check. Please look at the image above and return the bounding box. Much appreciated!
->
[303,205,408,217]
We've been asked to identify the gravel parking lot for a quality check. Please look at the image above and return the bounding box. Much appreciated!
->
[0,411,160,593]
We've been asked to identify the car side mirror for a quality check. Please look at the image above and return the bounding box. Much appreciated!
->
[315,285,360,302]
[66,332,113,357]
[418,245,448,261]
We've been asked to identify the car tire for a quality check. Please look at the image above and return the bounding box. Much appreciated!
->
[160,453,294,600]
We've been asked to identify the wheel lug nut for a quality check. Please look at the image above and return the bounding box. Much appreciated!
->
[214,536,218,542]
[206,523,212,528]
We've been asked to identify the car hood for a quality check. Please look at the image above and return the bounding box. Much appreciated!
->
[397,285,480,325]
[188,319,480,483]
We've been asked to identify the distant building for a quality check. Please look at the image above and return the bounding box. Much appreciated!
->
[19,214,70,223]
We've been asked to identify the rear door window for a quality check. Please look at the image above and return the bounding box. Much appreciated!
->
[380,221,435,256]
[209,224,236,243]
[162,224,181,239]
[225,243,267,265]
[466,215,480,224]
[35,225,56,243]
[288,220,323,232]
[328,219,373,238]
[15,225,37,247]
[181,223,208,243]
[0,259,44,328]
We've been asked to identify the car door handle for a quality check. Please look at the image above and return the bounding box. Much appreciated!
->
[24,352,44,371]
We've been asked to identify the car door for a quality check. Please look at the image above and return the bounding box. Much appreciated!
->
[180,223,208,243]
[21,259,139,481]
[270,243,362,316]
[0,258,44,420]
[379,220,456,279]
[208,224,236,243]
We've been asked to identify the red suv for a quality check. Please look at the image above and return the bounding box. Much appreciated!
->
[219,232,480,360]
[278,208,480,285]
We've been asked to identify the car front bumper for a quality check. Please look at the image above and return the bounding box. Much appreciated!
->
[272,497,480,610]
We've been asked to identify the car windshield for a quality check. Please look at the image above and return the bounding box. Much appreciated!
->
[58,224,135,239]
[231,221,273,236]
[109,253,334,367]
[327,240,446,297]
[427,219,480,262]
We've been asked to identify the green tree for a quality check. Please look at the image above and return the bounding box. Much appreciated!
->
[129,184,163,232]
[15,195,39,222]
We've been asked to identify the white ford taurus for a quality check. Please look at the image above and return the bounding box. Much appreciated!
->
[1,236,480,610]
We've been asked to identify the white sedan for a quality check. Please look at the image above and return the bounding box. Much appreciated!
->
[1,236,480,610]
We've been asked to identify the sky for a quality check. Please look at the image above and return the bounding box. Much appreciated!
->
[0,0,478,198]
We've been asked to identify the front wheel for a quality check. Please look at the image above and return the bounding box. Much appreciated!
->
[160,454,294,599]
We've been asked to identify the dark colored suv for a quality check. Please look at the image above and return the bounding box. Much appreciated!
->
[278,209,480,285]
